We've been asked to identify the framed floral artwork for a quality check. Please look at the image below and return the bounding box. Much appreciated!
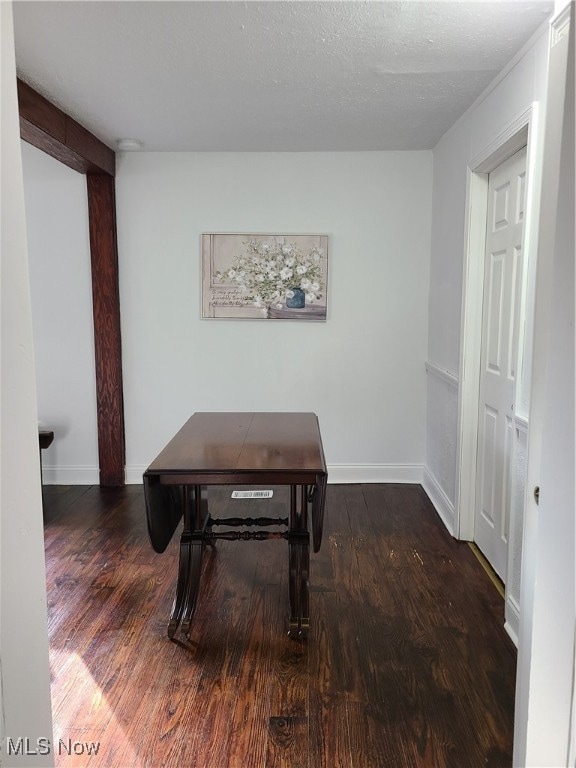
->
[201,233,328,320]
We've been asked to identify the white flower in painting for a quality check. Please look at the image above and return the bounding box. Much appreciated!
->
[275,303,283,310]
[224,238,324,311]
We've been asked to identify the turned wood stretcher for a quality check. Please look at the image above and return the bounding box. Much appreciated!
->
[143,412,327,640]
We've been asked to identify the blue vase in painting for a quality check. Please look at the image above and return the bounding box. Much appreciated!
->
[286,287,305,309]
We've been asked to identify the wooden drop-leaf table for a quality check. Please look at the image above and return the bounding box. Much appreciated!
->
[143,412,327,640]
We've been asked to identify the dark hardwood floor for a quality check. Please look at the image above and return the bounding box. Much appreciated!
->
[42,483,516,767]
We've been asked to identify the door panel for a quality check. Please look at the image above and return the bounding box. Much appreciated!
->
[508,246,522,380]
[475,147,527,581]
[480,405,499,528]
[486,249,506,373]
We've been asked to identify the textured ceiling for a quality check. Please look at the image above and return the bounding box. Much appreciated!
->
[13,1,554,151]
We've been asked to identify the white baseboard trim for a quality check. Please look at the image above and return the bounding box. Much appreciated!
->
[125,465,147,484]
[46,463,426,487]
[327,464,423,484]
[422,466,455,535]
[505,595,520,648]
[504,620,519,648]
[124,463,424,486]
[42,466,100,485]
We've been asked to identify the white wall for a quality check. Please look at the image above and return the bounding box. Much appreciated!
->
[515,6,574,763]
[425,25,549,512]
[115,151,433,482]
[21,142,99,484]
[1,2,54,763]
[425,7,575,765]
[423,27,550,633]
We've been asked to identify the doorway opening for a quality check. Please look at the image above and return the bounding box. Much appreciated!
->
[474,145,527,582]
[455,105,541,643]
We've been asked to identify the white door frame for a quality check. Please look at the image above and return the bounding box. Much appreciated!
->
[454,104,541,541]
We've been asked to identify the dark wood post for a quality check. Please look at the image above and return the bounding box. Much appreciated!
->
[87,174,125,486]
[18,78,125,486]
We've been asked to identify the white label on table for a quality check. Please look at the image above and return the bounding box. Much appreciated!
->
[231,490,274,499]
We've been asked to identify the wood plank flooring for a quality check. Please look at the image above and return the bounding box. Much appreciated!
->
[42,483,516,767]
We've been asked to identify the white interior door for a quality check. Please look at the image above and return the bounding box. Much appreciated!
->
[474,146,527,582]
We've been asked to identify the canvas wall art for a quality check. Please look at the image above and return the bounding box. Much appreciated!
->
[201,233,328,320]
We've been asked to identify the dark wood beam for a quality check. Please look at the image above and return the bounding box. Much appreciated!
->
[18,79,115,175]
[87,174,125,486]
[18,79,125,486]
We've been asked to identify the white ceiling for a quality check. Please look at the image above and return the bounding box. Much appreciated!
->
[13,1,553,152]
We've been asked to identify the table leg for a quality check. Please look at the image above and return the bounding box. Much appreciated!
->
[168,486,192,639]
[180,485,208,637]
[288,485,310,639]
[168,485,208,639]
[311,474,327,553]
